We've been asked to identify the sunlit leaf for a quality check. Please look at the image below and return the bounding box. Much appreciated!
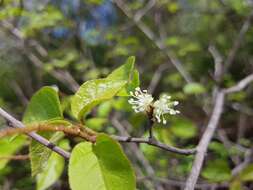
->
[0,136,26,170]
[69,134,136,190]
[107,56,139,96]
[183,83,206,95]
[170,118,197,139]
[23,87,63,124]
[201,159,231,182]
[71,79,126,120]
[239,164,253,181]
[230,179,242,190]
[85,118,107,131]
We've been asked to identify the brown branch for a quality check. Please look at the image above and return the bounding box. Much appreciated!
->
[0,107,71,159]
[0,124,96,142]
[0,155,29,160]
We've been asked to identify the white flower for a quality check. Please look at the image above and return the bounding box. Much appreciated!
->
[153,95,180,124]
[128,87,154,113]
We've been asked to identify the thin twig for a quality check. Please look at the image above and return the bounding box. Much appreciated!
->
[208,45,223,82]
[0,107,71,159]
[224,11,253,71]
[148,63,170,93]
[134,0,156,22]
[224,74,253,94]
[139,176,229,189]
[232,147,253,177]
[113,136,196,155]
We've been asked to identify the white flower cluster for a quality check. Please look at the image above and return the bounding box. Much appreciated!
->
[128,87,180,124]
[128,87,153,113]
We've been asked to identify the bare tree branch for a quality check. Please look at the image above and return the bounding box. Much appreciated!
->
[134,0,156,22]
[224,74,253,94]
[232,147,253,177]
[184,91,225,190]
[208,45,223,82]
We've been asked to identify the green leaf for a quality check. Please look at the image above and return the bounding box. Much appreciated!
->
[71,79,126,120]
[36,148,65,190]
[107,56,139,96]
[86,118,108,131]
[22,86,63,176]
[230,179,243,190]
[170,118,197,139]
[23,86,63,124]
[97,101,113,117]
[239,164,253,181]
[0,136,26,170]
[208,141,229,158]
[183,82,206,95]
[69,134,136,190]
[201,159,231,182]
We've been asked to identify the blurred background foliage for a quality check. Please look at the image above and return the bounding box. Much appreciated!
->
[0,0,253,189]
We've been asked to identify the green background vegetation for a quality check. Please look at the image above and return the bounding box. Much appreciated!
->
[0,0,253,189]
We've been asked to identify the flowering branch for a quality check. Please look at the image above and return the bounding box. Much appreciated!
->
[0,121,196,156]
[0,107,195,161]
